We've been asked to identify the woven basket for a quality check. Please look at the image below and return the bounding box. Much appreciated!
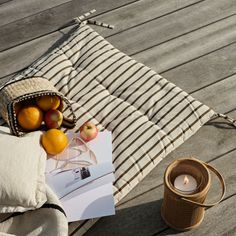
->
[0,76,76,136]
[161,157,225,231]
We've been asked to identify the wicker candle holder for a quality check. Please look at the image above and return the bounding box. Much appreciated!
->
[161,157,225,231]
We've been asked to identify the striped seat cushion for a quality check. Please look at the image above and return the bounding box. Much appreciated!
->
[13,24,215,233]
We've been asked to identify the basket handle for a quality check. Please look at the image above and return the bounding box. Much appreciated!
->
[180,162,226,208]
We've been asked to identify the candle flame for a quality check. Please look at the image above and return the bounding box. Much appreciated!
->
[184,175,189,185]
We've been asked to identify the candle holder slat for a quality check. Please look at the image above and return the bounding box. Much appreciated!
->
[161,157,226,231]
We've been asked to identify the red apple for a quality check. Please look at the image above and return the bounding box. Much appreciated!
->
[79,122,98,142]
[44,109,63,129]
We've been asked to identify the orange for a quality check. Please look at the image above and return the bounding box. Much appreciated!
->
[41,129,68,155]
[17,105,43,130]
[36,95,60,111]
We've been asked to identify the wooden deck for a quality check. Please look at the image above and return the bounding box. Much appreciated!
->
[1,0,236,235]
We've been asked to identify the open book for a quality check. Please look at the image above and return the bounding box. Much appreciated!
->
[45,131,115,221]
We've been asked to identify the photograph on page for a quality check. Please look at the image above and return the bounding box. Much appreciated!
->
[45,131,114,199]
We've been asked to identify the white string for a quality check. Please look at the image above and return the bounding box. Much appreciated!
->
[216,113,236,128]
[74,9,114,29]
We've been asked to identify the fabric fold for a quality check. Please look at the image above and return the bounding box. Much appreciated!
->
[0,186,68,236]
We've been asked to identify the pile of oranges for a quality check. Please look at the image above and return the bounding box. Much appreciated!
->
[15,95,68,155]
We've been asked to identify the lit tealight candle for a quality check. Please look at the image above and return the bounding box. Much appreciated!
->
[174,174,197,194]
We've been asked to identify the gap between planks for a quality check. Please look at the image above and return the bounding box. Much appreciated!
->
[160,41,236,74]
[0,0,12,6]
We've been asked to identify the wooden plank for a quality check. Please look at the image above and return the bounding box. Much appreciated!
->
[106,0,236,55]
[78,147,236,236]
[0,0,140,52]
[157,195,236,235]
[0,76,11,87]
[0,31,66,79]
[0,0,73,27]
[0,73,15,86]
[162,43,236,94]
[1,0,236,81]
[192,74,236,114]
[89,0,203,38]
[0,0,12,6]
[132,13,236,74]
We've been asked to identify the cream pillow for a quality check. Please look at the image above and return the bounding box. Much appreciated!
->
[0,126,47,212]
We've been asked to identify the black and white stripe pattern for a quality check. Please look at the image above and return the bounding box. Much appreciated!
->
[17,24,215,233]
